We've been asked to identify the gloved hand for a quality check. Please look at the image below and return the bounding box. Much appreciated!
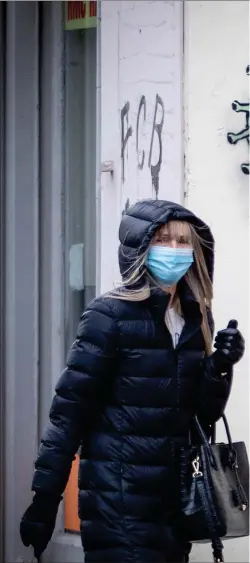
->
[20,493,62,559]
[213,320,245,368]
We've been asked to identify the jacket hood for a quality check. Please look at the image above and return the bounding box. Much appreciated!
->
[119,199,214,283]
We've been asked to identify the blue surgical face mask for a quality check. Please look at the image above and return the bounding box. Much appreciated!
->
[146,246,194,286]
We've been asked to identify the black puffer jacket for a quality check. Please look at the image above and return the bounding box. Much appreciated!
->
[32,200,233,562]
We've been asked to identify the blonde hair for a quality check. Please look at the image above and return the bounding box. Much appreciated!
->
[109,220,213,355]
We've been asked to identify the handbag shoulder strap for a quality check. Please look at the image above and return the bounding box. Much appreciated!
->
[196,478,224,562]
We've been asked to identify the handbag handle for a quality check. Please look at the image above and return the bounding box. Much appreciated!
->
[193,416,216,466]
[193,413,235,468]
[211,414,234,450]
[194,414,234,449]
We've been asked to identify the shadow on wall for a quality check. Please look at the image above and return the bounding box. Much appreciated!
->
[227,65,249,175]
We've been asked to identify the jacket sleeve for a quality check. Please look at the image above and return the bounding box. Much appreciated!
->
[32,298,118,497]
[196,309,233,426]
[197,357,233,426]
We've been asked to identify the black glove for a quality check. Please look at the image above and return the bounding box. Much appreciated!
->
[213,319,245,368]
[20,493,62,559]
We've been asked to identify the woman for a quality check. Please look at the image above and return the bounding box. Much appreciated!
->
[20,200,244,563]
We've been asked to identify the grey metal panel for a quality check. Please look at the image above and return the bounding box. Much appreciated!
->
[38,2,83,562]
[41,2,101,561]
[39,1,65,438]
[38,3,67,558]
[0,3,6,562]
[4,2,40,562]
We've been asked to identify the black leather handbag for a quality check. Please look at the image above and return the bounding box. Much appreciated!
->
[179,414,249,562]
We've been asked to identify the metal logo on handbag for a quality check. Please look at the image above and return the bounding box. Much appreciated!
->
[179,414,249,563]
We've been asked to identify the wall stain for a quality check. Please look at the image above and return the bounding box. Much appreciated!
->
[227,65,249,175]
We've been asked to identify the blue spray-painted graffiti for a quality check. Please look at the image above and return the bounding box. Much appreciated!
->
[227,65,249,175]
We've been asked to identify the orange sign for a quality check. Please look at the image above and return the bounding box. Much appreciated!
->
[64,454,80,531]
[65,1,97,30]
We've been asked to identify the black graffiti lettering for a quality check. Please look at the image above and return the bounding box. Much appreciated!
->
[148,95,164,198]
[227,65,249,175]
[121,102,132,183]
[120,94,165,188]
[136,95,146,170]
[122,197,130,216]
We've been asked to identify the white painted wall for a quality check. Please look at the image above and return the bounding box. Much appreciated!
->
[184,2,249,561]
[100,0,183,293]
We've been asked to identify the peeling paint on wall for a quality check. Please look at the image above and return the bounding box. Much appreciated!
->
[227,65,249,175]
